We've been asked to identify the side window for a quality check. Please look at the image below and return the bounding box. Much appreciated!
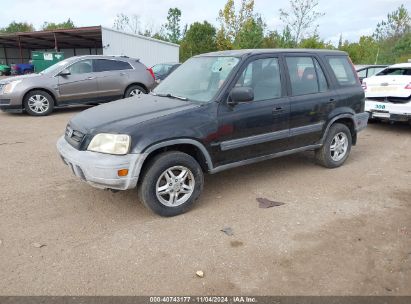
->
[94,59,132,72]
[68,60,92,75]
[327,56,357,86]
[235,58,281,101]
[286,56,322,95]
[357,69,367,78]
[314,59,328,92]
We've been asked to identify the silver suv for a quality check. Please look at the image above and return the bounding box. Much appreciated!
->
[0,55,155,116]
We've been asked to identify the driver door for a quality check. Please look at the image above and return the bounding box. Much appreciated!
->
[57,59,99,104]
[213,56,290,166]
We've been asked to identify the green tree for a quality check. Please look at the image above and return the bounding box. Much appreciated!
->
[279,0,324,43]
[180,21,217,61]
[41,19,75,30]
[374,4,411,41]
[262,26,295,48]
[164,8,182,43]
[298,33,333,49]
[0,21,34,33]
[234,17,265,49]
[217,0,260,48]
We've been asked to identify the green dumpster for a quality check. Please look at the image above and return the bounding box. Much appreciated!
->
[32,51,65,73]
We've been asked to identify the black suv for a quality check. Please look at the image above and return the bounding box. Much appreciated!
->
[57,49,369,216]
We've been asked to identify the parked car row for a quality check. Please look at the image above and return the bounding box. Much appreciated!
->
[0,63,35,76]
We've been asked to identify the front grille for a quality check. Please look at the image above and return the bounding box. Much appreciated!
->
[65,125,85,149]
[368,97,411,104]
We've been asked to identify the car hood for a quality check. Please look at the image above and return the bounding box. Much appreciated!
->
[0,73,44,84]
[69,94,201,133]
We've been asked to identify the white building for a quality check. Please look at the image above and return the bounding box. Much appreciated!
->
[0,26,179,68]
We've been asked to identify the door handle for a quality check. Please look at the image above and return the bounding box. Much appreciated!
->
[273,106,285,113]
[120,72,126,76]
[87,76,95,80]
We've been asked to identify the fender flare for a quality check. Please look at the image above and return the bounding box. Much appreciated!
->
[131,139,214,186]
[321,113,355,144]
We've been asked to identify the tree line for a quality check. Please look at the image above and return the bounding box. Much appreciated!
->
[1,0,410,64]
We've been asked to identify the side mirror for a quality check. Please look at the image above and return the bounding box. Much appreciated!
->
[228,87,254,104]
[59,69,71,77]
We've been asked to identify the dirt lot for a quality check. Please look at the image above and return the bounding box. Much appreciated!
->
[0,108,410,296]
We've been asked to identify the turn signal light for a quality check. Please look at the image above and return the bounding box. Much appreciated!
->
[405,82,411,89]
[117,169,129,177]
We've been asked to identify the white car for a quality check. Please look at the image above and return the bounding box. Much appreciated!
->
[363,63,411,123]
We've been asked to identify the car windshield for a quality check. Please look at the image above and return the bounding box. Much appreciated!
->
[40,59,73,75]
[153,56,240,103]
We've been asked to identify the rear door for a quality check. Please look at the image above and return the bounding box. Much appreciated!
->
[214,55,290,166]
[57,59,99,104]
[285,54,335,149]
[94,59,133,101]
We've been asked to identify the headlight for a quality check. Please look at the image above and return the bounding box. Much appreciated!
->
[87,133,131,155]
[3,80,22,94]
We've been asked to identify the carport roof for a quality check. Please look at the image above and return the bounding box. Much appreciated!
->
[0,26,103,49]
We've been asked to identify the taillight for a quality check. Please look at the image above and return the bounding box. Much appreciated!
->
[405,82,411,89]
[362,82,367,91]
[147,68,156,81]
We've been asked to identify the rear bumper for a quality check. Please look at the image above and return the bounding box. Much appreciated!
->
[353,112,369,132]
[57,136,142,190]
[365,99,411,121]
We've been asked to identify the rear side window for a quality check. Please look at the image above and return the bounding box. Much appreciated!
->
[327,56,357,86]
[94,59,132,72]
[376,68,411,76]
[285,56,328,96]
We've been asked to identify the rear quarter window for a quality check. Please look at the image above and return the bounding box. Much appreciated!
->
[327,56,357,86]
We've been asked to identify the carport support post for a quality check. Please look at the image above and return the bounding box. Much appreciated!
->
[17,35,23,62]
[3,45,7,65]
[53,32,58,52]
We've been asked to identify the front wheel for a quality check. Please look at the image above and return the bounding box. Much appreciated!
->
[315,123,352,168]
[138,151,204,217]
[24,90,54,116]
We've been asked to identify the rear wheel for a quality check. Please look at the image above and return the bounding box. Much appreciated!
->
[315,123,352,168]
[138,151,204,217]
[24,90,54,116]
[125,85,147,98]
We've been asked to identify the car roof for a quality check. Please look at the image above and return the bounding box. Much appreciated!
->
[356,64,388,70]
[68,55,139,62]
[197,48,348,58]
[386,63,411,68]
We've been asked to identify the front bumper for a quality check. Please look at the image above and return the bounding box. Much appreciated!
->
[365,99,411,122]
[57,136,142,190]
[0,91,23,112]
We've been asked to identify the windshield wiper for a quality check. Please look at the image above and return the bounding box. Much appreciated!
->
[152,92,188,101]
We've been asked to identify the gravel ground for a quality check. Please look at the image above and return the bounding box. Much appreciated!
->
[0,108,410,296]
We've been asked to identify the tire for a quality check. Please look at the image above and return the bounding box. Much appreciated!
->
[23,90,54,116]
[138,151,204,217]
[315,123,352,168]
[125,85,147,98]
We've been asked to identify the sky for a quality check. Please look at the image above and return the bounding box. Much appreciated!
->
[0,0,409,46]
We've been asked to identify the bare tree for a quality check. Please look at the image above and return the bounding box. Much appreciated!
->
[113,13,141,34]
[279,0,324,44]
